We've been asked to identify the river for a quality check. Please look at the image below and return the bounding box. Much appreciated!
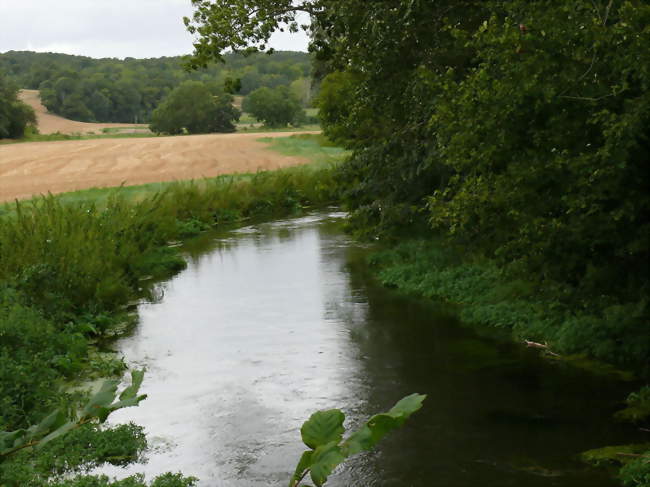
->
[97,211,636,486]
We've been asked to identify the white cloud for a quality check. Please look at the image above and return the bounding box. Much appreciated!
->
[0,0,309,59]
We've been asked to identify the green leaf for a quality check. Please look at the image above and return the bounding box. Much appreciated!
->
[81,379,120,419]
[386,393,427,422]
[119,369,145,401]
[289,450,313,487]
[30,409,67,439]
[300,409,345,449]
[36,420,77,448]
[309,442,346,487]
[0,430,27,455]
[343,394,426,456]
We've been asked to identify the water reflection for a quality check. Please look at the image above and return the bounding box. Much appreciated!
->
[97,212,637,486]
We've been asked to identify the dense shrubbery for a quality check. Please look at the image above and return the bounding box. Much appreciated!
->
[149,81,240,134]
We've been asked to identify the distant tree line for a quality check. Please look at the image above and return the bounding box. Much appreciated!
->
[0,51,313,124]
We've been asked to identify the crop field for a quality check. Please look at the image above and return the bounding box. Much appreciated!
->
[0,131,320,202]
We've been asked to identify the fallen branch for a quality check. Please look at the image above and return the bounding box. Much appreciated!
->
[524,340,560,357]
[616,452,649,459]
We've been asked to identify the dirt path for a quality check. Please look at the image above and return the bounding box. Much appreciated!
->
[0,132,317,202]
[19,90,147,135]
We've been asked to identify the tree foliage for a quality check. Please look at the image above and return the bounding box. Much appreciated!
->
[0,73,35,139]
[0,50,311,123]
[242,85,305,127]
[186,0,650,371]
[149,81,240,134]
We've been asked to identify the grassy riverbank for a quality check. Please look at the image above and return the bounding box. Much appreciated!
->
[0,135,342,486]
[366,238,650,485]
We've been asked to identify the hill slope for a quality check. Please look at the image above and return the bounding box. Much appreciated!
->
[19,90,145,135]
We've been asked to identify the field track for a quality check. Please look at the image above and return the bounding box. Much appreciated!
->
[0,91,317,202]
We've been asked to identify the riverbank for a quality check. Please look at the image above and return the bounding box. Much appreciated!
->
[365,238,649,485]
[0,135,343,486]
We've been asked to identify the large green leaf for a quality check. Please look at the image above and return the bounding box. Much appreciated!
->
[289,450,313,487]
[36,420,77,448]
[343,393,426,456]
[81,379,120,419]
[119,369,145,401]
[309,442,346,487]
[0,430,27,455]
[386,393,426,422]
[300,409,345,449]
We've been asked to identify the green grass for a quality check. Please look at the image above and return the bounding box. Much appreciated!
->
[100,127,150,134]
[369,239,649,374]
[0,131,157,145]
[238,112,258,124]
[236,123,321,133]
[257,133,348,167]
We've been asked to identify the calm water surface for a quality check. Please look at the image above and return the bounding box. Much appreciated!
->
[98,212,639,486]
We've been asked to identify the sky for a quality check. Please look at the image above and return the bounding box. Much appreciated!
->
[0,0,310,59]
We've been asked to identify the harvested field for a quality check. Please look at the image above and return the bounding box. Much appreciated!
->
[18,90,149,135]
[0,131,318,202]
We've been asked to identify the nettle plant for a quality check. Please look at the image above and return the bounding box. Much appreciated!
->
[289,393,427,487]
[0,370,147,459]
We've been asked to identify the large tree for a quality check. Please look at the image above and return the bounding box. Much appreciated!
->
[242,86,304,127]
[149,81,240,135]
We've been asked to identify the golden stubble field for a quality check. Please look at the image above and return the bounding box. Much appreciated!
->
[0,92,315,202]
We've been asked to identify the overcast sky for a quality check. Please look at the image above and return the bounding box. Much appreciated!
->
[0,0,310,59]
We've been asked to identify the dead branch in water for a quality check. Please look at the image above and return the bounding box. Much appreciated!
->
[524,340,560,357]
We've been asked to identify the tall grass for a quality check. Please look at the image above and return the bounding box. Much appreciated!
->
[370,240,650,375]
[0,164,339,317]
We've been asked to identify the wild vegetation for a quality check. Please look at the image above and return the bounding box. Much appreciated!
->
[0,137,347,485]
[2,0,648,484]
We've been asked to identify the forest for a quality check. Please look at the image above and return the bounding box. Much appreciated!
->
[0,50,311,123]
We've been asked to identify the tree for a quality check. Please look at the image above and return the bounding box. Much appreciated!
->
[0,74,35,139]
[149,80,240,135]
[242,86,304,127]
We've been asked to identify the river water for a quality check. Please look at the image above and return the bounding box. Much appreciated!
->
[98,211,638,486]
